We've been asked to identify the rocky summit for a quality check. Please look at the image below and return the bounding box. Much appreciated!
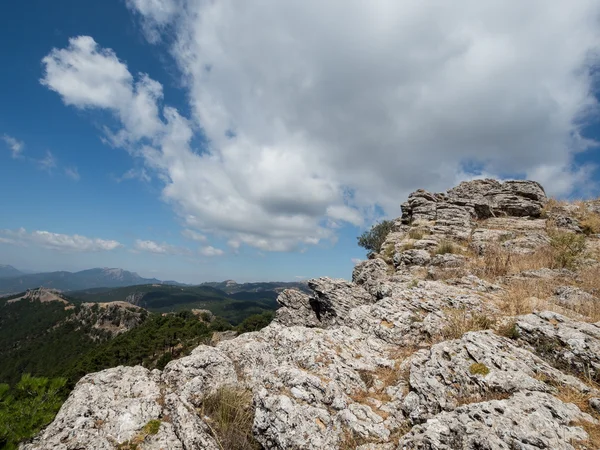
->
[23,179,600,450]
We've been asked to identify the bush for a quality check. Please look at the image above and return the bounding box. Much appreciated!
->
[357,220,394,254]
[549,230,586,269]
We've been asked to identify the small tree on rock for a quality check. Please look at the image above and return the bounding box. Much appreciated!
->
[357,220,394,254]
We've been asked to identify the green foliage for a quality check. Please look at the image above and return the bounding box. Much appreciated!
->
[0,374,67,449]
[66,311,218,381]
[71,284,279,325]
[236,311,274,334]
[469,363,490,376]
[357,220,394,254]
[549,230,586,269]
[0,300,100,385]
[143,420,161,435]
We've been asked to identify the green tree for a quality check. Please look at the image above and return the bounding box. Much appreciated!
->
[0,374,67,450]
[357,220,394,254]
[236,311,274,334]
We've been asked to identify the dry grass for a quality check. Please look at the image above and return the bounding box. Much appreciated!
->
[496,279,556,316]
[199,386,259,450]
[454,390,511,406]
[352,347,416,405]
[435,240,457,255]
[471,243,555,280]
[339,423,413,450]
[435,309,495,341]
[408,228,426,240]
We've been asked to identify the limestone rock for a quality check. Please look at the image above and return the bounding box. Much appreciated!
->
[516,311,600,380]
[398,391,594,450]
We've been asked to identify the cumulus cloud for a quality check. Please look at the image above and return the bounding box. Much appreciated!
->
[2,134,24,158]
[134,239,191,255]
[0,228,122,252]
[199,245,224,257]
[41,1,600,252]
[64,166,80,181]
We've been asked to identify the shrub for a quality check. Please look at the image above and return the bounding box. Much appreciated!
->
[357,220,394,254]
[200,386,259,450]
[548,230,586,269]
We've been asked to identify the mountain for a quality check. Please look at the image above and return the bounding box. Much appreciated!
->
[0,268,161,294]
[0,264,24,278]
[22,179,600,450]
[200,280,310,294]
[70,283,280,324]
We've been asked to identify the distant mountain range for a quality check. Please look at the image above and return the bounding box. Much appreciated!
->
[0,264,25,278]
[0,267,162,295]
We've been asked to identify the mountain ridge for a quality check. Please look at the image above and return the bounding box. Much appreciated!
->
[23,179,600,450]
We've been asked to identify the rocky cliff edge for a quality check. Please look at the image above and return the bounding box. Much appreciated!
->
[23,179,600,450]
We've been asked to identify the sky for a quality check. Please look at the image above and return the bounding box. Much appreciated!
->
[0,0,599,283]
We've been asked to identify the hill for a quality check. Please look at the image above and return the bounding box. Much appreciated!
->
[70,283,280,324]
[201,280,310,294]
[0,268,161,295]
[0,288,147,385]
[23,179,600,450]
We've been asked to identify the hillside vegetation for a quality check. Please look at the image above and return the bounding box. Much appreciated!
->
[70,284,280,324]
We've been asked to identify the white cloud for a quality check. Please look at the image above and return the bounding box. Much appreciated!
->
[35,150,57,172]
[64,166,80,181]
[41,36,163,143]
[2,134,24,158]
[42,2,600,251]
[125,0,179,43]
[0,228,122,252]
[134,239,191,255]
[181,228,206,242]
[199,245,224,257]
[351,258,363,265]
[116,167,151,183]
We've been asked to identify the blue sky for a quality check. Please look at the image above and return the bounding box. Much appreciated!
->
[0,0,599,283]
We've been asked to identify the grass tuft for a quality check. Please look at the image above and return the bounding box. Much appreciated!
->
[200,386,259,450]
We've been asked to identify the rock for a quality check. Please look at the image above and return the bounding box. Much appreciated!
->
[554,285,597,307]
[393,250,431,268]
[402,331,594,422]
[275,289,321,327]
[516,311,600,381]
[398,391,595,450]
[210,330,238,344]
[162,345,238,404]
[22,366,164,450]
[306,277,375,326]
[353,259,391,295]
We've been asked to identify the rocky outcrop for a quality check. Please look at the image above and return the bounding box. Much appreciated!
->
[72,301,147,338]
[26,180,600,450]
